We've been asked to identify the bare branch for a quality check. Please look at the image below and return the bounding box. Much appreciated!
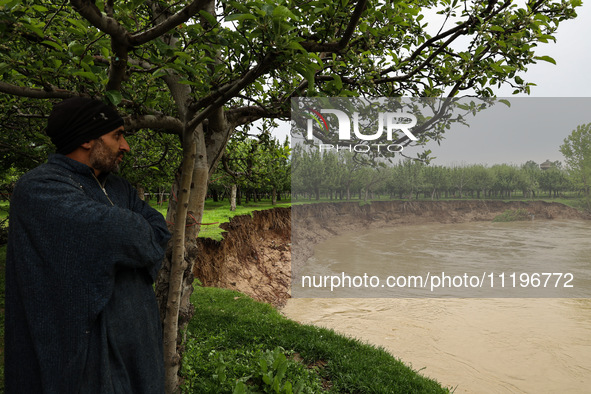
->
[0,82,78,99]
[131,145,170,170]
[226,105,289,128]
[125,114,184,135]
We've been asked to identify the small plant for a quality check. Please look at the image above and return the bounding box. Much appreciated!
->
[233,347,307,394]
[492,208,532,222]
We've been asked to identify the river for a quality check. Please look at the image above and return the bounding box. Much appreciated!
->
[282,220,591,393]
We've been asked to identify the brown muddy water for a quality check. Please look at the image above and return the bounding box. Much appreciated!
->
[282,220,591,393]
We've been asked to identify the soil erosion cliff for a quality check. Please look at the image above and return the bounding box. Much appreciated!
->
[193,200,589,306]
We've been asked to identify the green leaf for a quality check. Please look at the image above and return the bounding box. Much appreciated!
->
[233,382,247,394]
[151,67,167,78]
[199,10,217,26]
[72,71,97,82]
[489,25,505,33]
[105,90,122,106]
[498,99,511,108]
[32,4,48,12]
[332,74,343,90]
[68,42,86,56]
[41,40,63,51]
[287,40,306,52]
[24,23,44,38]
[534,55,556,65]
[490,62,504,73]
[225,13,257,22]
[309,53,324,69]
[67,18,89,31]
[273,5,299,21]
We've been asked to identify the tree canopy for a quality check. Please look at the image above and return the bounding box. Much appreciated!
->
[560,123,591,196]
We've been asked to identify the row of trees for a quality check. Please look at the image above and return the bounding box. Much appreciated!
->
[208,133,291,209]
[292,147,575,201]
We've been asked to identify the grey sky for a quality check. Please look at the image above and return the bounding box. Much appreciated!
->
[274,2,591,166]
[404,98,591,166]
[419,3,591,166]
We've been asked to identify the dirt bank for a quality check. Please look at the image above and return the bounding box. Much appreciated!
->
[193,201,589,306]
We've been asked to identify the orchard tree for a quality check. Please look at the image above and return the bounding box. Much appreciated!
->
[214,132,289,207]
[422,164,449,199]
[264,136,291,204]
[539,166,569,197]
[218,132,262,209]
[470,164,494,198]
[519,160,541,198]
[450,164,472,198]
[560,123,591,196]
[339,151,363,200]
[0,0,580,391]
[120,129,182,200]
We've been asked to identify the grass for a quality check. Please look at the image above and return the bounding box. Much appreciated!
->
[492,208,534,222]
[182,286,449,393]
[0,201,8,220]
[149,198,292,241]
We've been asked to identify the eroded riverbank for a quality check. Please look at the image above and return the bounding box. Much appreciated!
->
[193,200,589,305]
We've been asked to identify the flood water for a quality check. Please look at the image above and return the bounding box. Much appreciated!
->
[282,220,591,393]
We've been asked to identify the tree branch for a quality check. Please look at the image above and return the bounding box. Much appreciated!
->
[379,0,511,82]
[300,0,368,52]
[226,105,289,128]
[0,82,78,99]
[131,0,209,45]
[70,0,130,43]
[187,54,278,130]
[125,114,184,135]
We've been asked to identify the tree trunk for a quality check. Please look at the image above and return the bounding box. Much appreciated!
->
[272,186,277,205]
[137,185,145,201]
[230,184,237,211]
[160,127,197,393]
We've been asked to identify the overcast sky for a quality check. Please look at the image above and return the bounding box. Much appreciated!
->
[276,2,591,166]
[421,3,591,166]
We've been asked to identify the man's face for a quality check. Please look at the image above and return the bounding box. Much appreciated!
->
[89,127,130,175]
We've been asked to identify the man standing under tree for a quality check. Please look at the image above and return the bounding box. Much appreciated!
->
[5,97,171,393]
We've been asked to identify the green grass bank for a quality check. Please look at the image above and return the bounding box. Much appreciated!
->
[182,286,448,393]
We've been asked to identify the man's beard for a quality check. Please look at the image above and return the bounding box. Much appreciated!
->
[89,138,123,174]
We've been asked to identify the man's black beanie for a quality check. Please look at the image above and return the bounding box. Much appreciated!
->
[46,97,124,155]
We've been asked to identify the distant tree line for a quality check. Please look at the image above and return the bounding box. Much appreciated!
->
[291,147,574,201]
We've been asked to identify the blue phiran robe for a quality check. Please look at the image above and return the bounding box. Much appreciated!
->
[5,154,171,393]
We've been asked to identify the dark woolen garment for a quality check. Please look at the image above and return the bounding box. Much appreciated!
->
[5,154,171,393]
